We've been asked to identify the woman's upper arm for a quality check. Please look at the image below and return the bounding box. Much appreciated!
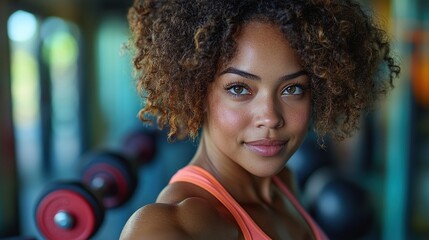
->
[120,197,239,240]
[119,203,189,240]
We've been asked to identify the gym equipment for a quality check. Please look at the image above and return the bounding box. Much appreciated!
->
[122,129,157,165]
[35,151,137,240]
[35,182,105,240]
[287,136,333,189]
[81,151,138,208]
[35,129,158,239]
[304,168,374,240]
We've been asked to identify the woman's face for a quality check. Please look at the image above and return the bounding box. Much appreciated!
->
[204,21,312,177]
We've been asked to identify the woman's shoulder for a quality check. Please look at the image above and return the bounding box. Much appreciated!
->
[120,183,240,240]
[119,201,187,239]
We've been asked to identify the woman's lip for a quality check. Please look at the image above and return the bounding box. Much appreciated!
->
[246,139,287,145]
[244,140,287,157]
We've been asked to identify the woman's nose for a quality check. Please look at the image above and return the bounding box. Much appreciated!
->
[254,95,284,129]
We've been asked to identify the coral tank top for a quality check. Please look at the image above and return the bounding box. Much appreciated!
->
[169,165,328,240]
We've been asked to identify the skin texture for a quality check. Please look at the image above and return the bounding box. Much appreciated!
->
[120,22,313,240]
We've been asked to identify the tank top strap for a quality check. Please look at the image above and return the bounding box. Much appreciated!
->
[169,165,271,240]
[272,176,329,240]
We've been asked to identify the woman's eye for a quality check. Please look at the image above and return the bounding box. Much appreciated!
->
[283,85,304,95]
[227,85,250,95]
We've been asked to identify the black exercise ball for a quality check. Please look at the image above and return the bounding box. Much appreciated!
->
[312,176,374,240]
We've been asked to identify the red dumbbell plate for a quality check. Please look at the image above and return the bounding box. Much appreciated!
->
[81,151,137,208]
[35,182,104,240]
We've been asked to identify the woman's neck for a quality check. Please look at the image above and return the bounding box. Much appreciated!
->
[189,135,276,205]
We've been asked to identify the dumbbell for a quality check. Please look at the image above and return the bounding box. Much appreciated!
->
[121,129,157,166]
[304,168,374,240]
[35,151,138,240]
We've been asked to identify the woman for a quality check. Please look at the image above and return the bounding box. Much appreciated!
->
[121,0,400,239]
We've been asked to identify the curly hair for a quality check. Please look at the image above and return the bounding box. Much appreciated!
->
[128,0,400,141]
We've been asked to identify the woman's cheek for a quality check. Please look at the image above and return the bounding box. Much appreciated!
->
[211,102,248,134]
[288,101,312,136]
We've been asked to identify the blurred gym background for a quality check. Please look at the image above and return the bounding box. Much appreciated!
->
[0,0,427,239]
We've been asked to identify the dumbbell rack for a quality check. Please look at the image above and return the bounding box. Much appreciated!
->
[35,130,157,240]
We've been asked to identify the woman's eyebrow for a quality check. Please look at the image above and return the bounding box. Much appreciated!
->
[219,67,307,81]
[219,67,260,80]
[280,70,307,81]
